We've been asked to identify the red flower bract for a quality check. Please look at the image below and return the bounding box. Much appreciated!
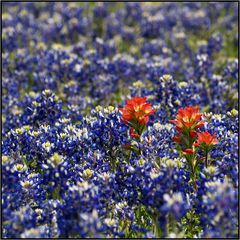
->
[170,106,204,132]
[194,131,218,147]
[173,134,182,143]
[182,148,194,155]
[119,96,155,127]
[129,128,140,139]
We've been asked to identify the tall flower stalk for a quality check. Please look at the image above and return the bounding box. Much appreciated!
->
[170,106,218,192]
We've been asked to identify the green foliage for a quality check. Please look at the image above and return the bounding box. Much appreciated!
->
[181,209,202,238]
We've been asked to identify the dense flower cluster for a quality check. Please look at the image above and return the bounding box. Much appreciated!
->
[2,2,238,238]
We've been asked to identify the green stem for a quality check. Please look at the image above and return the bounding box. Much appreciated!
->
[193,175,197,193]
[192,156,198,193]
[205,150,208,168]
[187,154,197,193]
[151,213,162,238]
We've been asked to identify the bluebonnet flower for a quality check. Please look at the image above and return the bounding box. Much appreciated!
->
[2,2,238,238]
[161,192,190,219]
[199,180,238,238]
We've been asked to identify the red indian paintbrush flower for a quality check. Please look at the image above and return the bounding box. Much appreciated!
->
[170,106,218,191]
[194,131,218,147]
[119,96,155,127]
[170,106,204,132]
[119,96,155,139]
[194,131,218,168]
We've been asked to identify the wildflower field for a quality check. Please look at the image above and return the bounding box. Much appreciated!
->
[2,2,239,238]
